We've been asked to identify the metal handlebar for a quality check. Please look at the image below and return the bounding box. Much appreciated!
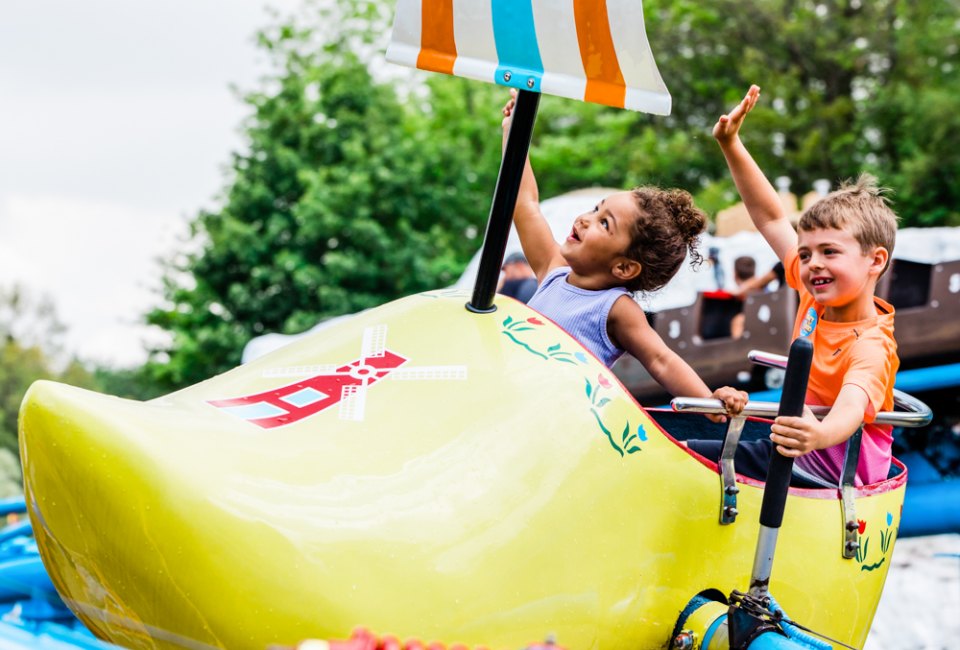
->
[744,349,933,427]
[671,397,931,428]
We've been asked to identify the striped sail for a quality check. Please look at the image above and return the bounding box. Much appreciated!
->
[386,0,671,115]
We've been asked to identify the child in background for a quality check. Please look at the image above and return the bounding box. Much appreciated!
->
[501,92,748,420]
[729,255,756,338]
[709,85,900,487]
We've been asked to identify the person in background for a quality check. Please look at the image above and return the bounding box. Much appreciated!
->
[707,246,725,289]
[498,251,538,304]
[733,260,786,295]
[729,255,756,339]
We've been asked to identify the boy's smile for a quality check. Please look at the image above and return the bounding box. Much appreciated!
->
[797,227,886,322]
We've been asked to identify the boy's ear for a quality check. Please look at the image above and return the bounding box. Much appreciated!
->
[869,246,889,276]
[613,257,642,282]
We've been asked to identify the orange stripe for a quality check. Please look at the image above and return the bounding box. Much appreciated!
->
[573,0,626,108]
[417,0,457,75]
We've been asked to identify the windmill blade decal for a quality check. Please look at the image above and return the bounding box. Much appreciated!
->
[212,325,467,428]
[386,0,671,115]
[360,324,388,359]
[261,365,338,379]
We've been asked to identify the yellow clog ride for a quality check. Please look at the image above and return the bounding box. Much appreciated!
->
[21,291,910,649]
[18,1,928,648]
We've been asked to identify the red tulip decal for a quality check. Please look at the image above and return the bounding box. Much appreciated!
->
[857,519,867,535]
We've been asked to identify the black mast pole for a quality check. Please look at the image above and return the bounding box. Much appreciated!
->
[466,88,540,313]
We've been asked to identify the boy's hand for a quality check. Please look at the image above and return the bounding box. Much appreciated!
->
[770,406,823,457]
[705,386,749,423]
[713,85,760,145]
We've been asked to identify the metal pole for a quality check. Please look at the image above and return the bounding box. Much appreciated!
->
[466,89,540,313]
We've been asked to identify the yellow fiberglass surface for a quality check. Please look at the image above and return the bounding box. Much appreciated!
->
[19,290,904,650]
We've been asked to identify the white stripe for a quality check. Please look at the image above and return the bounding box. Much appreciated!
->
[385,0,423,68]
[339,384,367,421]
[531,0,587,101]
[390,366,468,381]
[623,87,671,116]
[606,0,671,114]
[451,0,498,83]
[262,365,338,378]
[361,325,387,358]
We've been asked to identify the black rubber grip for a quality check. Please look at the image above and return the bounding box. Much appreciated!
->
[759,336,814,528]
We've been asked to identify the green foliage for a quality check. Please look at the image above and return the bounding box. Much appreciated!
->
[145,12,503,390]
[0,449,22,498]
[145,0,959,389]
[0,285,101,460]
[639,0,960,223]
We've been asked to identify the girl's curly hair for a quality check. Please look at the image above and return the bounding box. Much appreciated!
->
[624,187,706,292]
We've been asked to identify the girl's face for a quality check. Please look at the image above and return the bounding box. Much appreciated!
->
[561,191,640,275]
[797,227,885,321]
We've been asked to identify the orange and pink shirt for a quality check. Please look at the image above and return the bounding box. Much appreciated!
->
[783,249,899,486]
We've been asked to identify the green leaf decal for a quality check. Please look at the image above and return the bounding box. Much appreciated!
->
[596,398,610,408]
[502,332,548,359]
[860,558,886,572]
[548,344,561,352]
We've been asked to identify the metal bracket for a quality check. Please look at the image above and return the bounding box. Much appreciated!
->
[719,415,746,524]
[840,426,864,559]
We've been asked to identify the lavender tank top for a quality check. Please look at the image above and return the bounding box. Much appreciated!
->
[527,266,628,368]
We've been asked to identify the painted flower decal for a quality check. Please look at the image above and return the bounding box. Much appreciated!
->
[858,513,897,571]
[527,317,544,325]
[857,519,867,535]
[584,376,642,457]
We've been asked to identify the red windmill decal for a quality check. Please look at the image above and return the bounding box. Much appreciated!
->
[209,325,408,429]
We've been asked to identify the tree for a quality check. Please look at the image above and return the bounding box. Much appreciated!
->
[637,0,960,223]
[145,14,501,389]
[145,0,959,389]
[516,0,959,222]
[0,285,100,457]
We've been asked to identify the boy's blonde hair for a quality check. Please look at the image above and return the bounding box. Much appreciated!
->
[798,173,899,274]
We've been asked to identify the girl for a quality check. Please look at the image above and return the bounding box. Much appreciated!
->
[502,93,747,415]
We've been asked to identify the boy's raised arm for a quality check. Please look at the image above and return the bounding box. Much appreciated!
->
[714,86,797,262]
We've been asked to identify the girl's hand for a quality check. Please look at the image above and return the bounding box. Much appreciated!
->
[713,85,760,144]
[704,386,749,423]
[501,89,518,132]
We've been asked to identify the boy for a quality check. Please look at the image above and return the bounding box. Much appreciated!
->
[709,85,899,487]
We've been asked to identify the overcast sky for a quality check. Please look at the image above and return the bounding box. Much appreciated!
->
[0,0,304,367]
